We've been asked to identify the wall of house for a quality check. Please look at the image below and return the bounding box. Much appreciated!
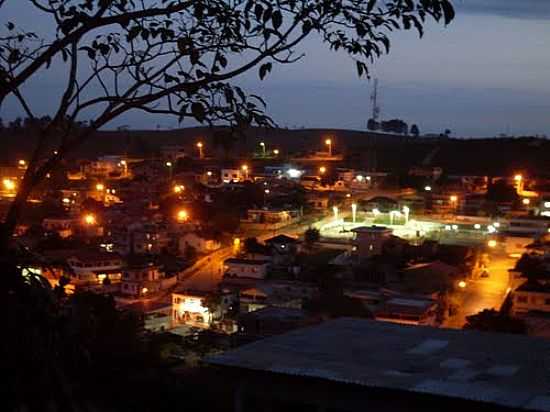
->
[513,291,550,315]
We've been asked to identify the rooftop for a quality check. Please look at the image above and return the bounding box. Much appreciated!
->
[225,258,271,265]
[207,318,550,411]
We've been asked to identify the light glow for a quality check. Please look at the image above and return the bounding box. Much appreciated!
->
[83,214,96,225]
[95,183,105,191]
[3,178,16,191]
[488,239,497,248]
[177,209,189,222]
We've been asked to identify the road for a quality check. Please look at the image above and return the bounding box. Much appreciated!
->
[444,254,516,329]
[177,218,323,291]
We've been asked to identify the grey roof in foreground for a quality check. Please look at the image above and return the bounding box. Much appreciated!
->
[206,318,550,411]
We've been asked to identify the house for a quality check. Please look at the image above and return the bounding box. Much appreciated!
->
[128,222,172,255]
[66,250,123,286]
[221,168,244,183]
[237,307,314,342]
[397,260,461,296]
[512,279,550,316]
[265,234,299,265]
[373,296,439,326]
[122,300,172,333]
[172,290,212,329]
[351,226,393,260]
[206,318,550,412]
[179,231,221,254]
[121,256,177,297]
[239,281,319,313]
[42,217,77,238]
[224,258,270,280]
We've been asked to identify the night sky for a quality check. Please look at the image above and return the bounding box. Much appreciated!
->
[2,0,550,137]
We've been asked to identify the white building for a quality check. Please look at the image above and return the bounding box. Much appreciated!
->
[224,258,270,280]
[67,251,123,285]
[179,232,221,254]
[512,279,550,315]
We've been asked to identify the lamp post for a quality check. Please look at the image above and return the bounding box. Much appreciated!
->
[273,149,279,157]
[197,142,204,159]
[260,142,266,157]
[325,138,332,157]
[351,203,357,223]
[166,161,173,179]
[241,164,249,180]
[403,205,410,224]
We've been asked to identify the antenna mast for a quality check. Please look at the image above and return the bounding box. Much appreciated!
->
[370,78,381,124]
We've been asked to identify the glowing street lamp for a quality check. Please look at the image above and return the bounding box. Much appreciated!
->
[206,171,213,177]
[351,203,357,223]
[325,138,332,156]
[83,213,96,225]
[95,183,105,191]
[176,209,189,222]
[458,280,467,289]
[241,164,249,180]
[319,166,327,175]
[18,159,26,167]
[424,185,432,192]
[523,198,531,206]
[488,239,497,248]
[196,142,204,159]
[403,205,410,224]
[450,195,458,203]
[259,142,266,156]
[273,149,280,156]
[166,161,173,179]
[3,178,16,191]
[174,185,185,194]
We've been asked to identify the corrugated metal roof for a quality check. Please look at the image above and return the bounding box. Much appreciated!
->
[207,318,550,411]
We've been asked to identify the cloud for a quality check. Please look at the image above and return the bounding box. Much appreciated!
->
[456,0,550,20]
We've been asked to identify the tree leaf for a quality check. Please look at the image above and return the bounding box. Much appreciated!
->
[191,102,206,123]
[259,62,272,80]
[271,10,283,30]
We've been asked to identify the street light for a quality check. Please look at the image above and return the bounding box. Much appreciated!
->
[207,171,213,177]
[319,166,326,175]
[325,138,332,156]
[174,185,184,194]
[196,142,204,159]
[458,280,467,289]
[259,142,266,156]
[3,178,16,191]
[273,149,279,156]
[95,183,104,191]
[523,198,531,205]
[166,161,173,179]
[488,239,497,248]
[18,159,26,167]
[351,203,357,223]
[241,164,249,180]
[424,185,432,192]
[177,209,189,222]
[403,205,410,224]
[450,195,458,203]
[83,213,96,225]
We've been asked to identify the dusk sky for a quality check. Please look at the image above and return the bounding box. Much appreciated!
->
[2,0,550,137]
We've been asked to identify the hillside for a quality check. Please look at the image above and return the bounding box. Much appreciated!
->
[1,127,549,176]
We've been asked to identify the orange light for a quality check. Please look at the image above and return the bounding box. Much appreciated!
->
[241,164,248,171]
[273,149,279,155]
[488,239,497,248]
[95,183,105,191]
[3,178,16,191]
[174,185,184,194]
[325,138,332,145]
[319,166,326,174]
[450,195,458,202]
[177,209,188,222]
[18,159,26,166]
[514,174,523,182]
[196,142,203,148]
[83,213,96,225]
[458,280,467,289]
[523,198,530,205]
[142,287,148,294]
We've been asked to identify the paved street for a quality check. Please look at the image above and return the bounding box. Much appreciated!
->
[444,254,516,329]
